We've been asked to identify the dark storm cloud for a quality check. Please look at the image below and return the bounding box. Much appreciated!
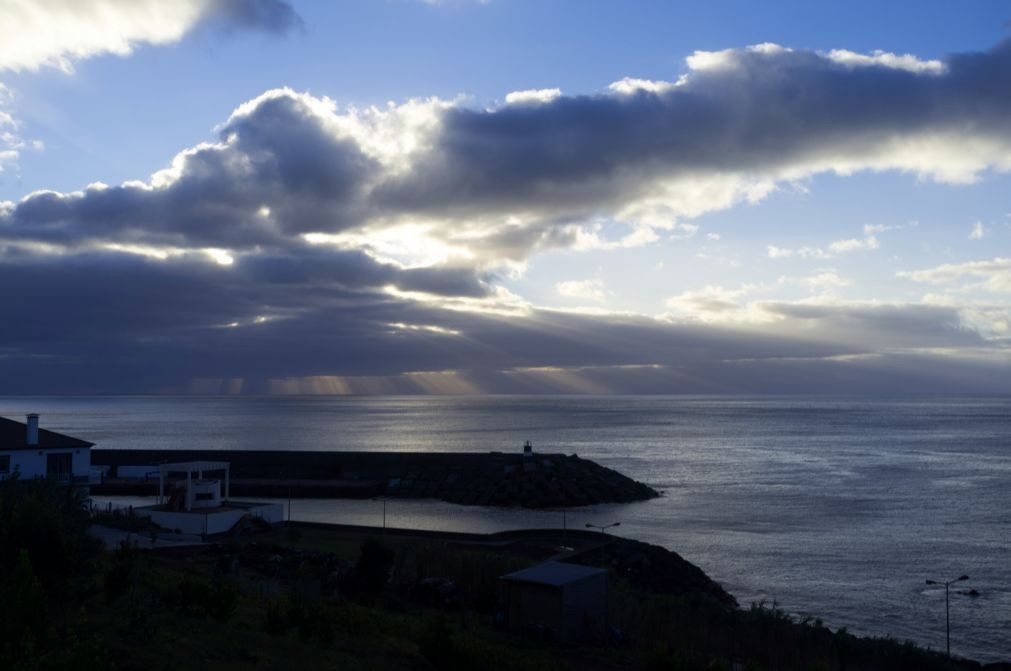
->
[206,0,304,35]
[379,40,1011,216]
[1,93,377,250]
[757,302,985,349]
[238,247,489,297]
[0,257,1007,394]
[0,246,486,342]
[6,41,1011,255]
[2,40,1011,392]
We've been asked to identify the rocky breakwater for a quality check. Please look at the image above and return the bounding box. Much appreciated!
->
[420,452,660,508]
[91,448,660,509]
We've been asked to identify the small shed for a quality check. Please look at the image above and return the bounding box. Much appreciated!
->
[500,561,607,642]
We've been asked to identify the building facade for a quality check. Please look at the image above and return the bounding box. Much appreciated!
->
[0,414,94,483]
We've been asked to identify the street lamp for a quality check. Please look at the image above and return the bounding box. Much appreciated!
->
[374,496,388,535]
[925,574,969,658]
[555,509,567,537]
[585,522,620,535]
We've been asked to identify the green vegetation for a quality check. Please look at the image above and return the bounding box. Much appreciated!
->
[0,477,108,670]
[0,479,996,670]
[90,508,170,535]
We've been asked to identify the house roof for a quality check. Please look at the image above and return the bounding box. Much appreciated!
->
[0,416,94,451]
[501,561,606,587]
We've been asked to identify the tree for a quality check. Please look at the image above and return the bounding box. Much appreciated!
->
[354,538,395,594]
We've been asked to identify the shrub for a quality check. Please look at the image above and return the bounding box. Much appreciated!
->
[0,550,48,652]
[263,599,288,636]
[354,538,395,594]
[208,581,239,622]
[0,478,99,596]
[418,617,463,670]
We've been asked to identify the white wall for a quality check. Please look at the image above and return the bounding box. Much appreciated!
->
[0,448,92,481]
[134,502,283,535]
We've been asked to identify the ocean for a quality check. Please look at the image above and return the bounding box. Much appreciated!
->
[4,395,1008,661]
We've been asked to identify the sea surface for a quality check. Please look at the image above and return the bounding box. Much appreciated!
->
[4,395,1009,661]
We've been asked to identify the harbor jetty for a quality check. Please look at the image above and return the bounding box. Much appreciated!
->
[90,444,660,508]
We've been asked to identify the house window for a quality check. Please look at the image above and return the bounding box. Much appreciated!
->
[0,455,9,476]
[46,453,73,479]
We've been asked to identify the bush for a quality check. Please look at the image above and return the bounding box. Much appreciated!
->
[0,477,100,596]
[0,550,48,652]
[354,538,395,594]
[262,597,337,648]
[104,541,138,603]
[418,617,463,670]
[263,599,288,636]
[161,576,239,622]
[208,581,239,622]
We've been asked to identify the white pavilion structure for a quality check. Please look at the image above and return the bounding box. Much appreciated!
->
[129,459,282,536]
[157,460,231,511]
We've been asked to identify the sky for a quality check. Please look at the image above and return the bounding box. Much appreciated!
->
[1,0,1010,395]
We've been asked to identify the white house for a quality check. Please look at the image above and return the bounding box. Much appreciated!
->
[0,414,95,484]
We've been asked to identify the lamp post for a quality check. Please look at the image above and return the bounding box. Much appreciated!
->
[925,574,969,658]
[374,496,388,535]
[585,522,620,535]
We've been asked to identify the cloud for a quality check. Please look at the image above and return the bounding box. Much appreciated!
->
[0,0,299,174]
[0,0,300,73]
[863,221,917,235]
[828,235,879,253]
[0,233,1006,394]
[824,49,945,74]
[756,299,982,349]
[3,39,1011,392]
[1,249,1004,394]
[2,90,381,251]
[7,38,1011,269]
[665,283,991,348]
[664,284,768,324]
[969,221,987,240]
[608,77,680,95]
[505,88,563,106]
[556,279,607,302]
[787,271,851,290]
[898,257,1011,293]
[664,273,851,324]
[207,0,302,35]
[0,83,25,173]
[371,39,1011,250]
[769,234,880,260]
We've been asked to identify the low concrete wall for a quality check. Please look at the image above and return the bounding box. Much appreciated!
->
[134,502,283,535]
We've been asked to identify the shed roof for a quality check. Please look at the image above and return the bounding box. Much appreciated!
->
[0,416,94,452]
[501,561,606,587]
